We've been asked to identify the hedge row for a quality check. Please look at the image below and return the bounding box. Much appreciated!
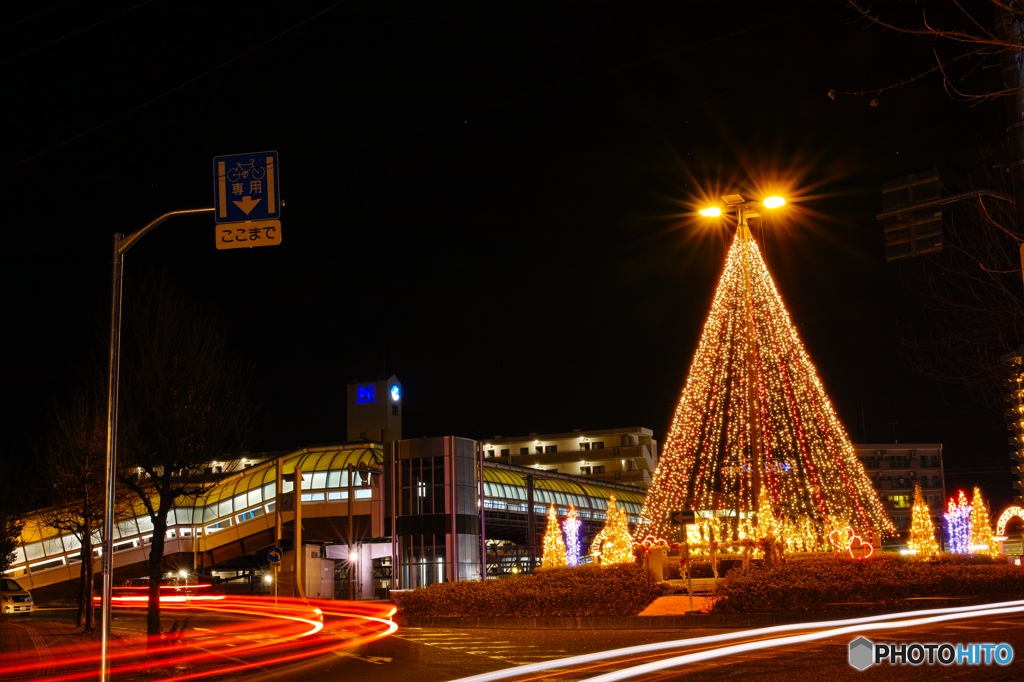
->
[711,554,1024,613]
[394,563,661,617]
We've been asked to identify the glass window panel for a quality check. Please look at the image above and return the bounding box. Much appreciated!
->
[421,459,432,489]
[136,515,154,533]
[434,483,445,513]
[516,486,526,500]
[12,546,26,564]
[355,489,371,499]
[328,491,343,501]
[312,472,328,490]
[340,469,350,487]
[263,482,276,501]
[327,471,341,488]
[219,500,233,518]
[117,518,139,538]
[301,473,312,488]
[248,489,263,507]
[63,534,81,552]
[204,505,218,522]
[483,482,493,497]
[233,493,248,511]
[24,542,43,561]
[42,536,64,556]
[175,508,192,525]
[282,480,294,494]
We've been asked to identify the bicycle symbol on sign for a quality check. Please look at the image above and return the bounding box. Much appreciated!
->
[226,159,267,183]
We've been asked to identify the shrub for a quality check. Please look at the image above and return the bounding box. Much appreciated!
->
[710,553,1024,613]
[394,563,661,617]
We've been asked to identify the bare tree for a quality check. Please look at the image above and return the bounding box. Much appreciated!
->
[37,388,131,631]
[0,461,25,622]
[117,277,256,639]
[898,143,1024,407]
[830,1,1024,230]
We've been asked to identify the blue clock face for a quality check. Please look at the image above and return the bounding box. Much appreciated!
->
[390,385,400,401]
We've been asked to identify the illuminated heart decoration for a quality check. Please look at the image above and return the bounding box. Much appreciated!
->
[828,527,854,550]
[847,535,874,560]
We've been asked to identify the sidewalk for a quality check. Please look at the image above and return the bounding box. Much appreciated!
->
[0,618,140,680]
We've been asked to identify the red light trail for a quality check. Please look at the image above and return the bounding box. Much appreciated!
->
[0,596,397,681]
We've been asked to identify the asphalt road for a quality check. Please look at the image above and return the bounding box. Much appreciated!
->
[254,613,1024,682]
[16,608,1024,680]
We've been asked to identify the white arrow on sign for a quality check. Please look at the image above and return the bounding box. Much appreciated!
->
[233,195,262,214]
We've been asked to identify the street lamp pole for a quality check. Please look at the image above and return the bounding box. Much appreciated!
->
[100,207,213,682]
[698,195,785,533]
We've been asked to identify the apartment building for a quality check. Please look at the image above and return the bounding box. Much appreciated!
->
[854,443,946,545]
[481,427,657,489]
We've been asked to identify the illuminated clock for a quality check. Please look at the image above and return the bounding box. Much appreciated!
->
[390,385,400,401]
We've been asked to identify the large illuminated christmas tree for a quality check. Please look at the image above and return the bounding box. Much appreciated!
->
[637,215,894,540]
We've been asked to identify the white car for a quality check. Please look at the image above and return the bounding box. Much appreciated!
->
[1,578,34,614]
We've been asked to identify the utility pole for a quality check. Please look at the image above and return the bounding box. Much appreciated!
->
[100,208,213,682]
[526,474,536,572]
[347,464,355,600]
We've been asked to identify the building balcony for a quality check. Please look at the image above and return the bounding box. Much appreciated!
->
[506,444,655,471]
[578,469,651,487]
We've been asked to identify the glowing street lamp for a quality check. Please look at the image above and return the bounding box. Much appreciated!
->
[698,193,788,220]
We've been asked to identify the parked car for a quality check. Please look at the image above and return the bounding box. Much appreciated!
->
[1,578,34,615]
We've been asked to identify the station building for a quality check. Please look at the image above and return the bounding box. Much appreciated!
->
[5,375,654,602]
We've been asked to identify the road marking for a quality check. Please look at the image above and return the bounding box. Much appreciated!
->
[945,625,983,629]
[992,621,1024,625]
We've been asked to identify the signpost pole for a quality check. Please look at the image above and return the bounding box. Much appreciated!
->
[684,524,693,613]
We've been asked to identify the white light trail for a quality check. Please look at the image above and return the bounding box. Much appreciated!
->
[585,604,1024,681]
[446,599,1024,682]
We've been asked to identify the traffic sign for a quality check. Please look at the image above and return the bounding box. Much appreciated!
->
[268,546,283,564]
[670,510,695,525]
[216,220,282,250]
[213,151,281,224]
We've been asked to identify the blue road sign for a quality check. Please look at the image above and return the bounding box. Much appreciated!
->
[267,546,283,564]
[213,151,281,224]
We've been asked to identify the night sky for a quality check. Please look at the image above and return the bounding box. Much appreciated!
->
[2,2,1013,510]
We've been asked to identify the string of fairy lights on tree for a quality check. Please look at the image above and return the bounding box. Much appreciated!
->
[969,487,997,557]
[908,484,940,556]
[541,504,568,567]
[945,490,972,555]
[636,222,894,543]
[592,495,634,565]
[563,505,581,567]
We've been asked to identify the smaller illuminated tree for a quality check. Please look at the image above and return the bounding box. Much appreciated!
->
[944,490,972,554]
[969,487,997,557]
[908,484,940,557]
[541,504,568,568]
[563,505,581,567]
[592,495,633,565]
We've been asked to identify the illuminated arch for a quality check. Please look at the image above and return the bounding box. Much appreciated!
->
[996,506,1024,536]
